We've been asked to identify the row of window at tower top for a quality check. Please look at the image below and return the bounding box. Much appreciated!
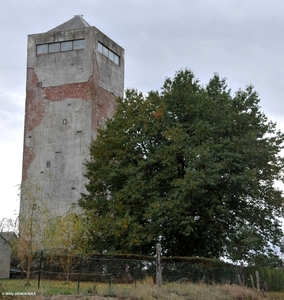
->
[36,39,120,65]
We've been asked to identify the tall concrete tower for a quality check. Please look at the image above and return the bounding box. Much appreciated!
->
[20,16,124,219]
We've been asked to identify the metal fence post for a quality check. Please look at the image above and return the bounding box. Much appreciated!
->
[135,261,138,287]
[37,251,43,289]
[77,255,83,293]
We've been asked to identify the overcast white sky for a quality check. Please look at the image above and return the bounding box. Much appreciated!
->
[1,0,284,221]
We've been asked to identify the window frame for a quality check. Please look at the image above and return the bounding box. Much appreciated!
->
[36,39,85,55]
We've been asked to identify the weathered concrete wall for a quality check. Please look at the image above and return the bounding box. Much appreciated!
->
[95,28,124,98]
[27,28,93,87]
[27,27,124,97]
[21,24,124,219]
[22,96,92,213]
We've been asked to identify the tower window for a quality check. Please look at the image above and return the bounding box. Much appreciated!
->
[49,43,60,53]
[98,43,103,53]
[98,42,120,65]
[73,39,85,50]
[63,119,67,125]
[61,41,73,51]
[36,44,48,54]
[36,39,85,55]
[46,161,51,168]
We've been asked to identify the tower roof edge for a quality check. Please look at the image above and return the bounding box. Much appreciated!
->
[47,15,91,32]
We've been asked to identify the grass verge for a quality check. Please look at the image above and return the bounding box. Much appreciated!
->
[1,279,284,299]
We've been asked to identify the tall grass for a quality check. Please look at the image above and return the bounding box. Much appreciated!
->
[1,279,284,299]
[98,281,283,300]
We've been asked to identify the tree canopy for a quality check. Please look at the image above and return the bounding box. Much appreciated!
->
[80,69,284,259]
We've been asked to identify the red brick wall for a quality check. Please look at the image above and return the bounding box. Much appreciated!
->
[22,69,44,181]
[92,86,118,132]
[45,81,93,101]
[22,145,36,182]
[25,69,45,133]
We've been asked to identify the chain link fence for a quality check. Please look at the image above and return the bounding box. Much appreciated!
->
[12,250,284,292]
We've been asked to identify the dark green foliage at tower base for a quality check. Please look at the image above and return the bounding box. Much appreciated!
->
[80,69,284,259]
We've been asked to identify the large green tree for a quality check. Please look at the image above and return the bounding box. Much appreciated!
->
[80,69,284,258]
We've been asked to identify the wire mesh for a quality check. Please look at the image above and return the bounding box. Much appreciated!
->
[14,250,284,292]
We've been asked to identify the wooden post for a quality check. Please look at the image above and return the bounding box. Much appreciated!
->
[240,262,244,286]
[237,274,242,286]
[156,243,162,287]
[263,282,268,292]
[255,271,260,291]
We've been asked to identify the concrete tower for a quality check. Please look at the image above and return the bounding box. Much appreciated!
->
[20,16,124,219]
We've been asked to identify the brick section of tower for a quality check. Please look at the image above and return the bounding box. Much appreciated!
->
[93,86,118,132]
[25,69,45,133]
[45,79,93,101]
[22,69,44,181]
[22,145,36,182]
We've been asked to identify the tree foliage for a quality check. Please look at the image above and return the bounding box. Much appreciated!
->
[80,69,284,258]
[43,213,86,281]
[43,213,85,254]
[0,217,18,234]
[18,181,50,284]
